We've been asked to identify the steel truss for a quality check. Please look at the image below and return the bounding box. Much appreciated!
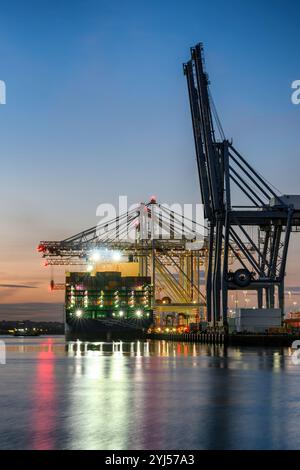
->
[38,202,214,311]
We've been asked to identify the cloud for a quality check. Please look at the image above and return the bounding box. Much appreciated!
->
[0,284,37,289]
[0,303,64,321]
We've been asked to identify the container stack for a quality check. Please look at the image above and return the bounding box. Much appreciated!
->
[228,308,282,333]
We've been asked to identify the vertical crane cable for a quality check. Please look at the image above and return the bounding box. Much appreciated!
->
[208,89,225,141]
[209,89,283,196]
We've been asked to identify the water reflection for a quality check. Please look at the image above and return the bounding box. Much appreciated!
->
[66,340,150,357]
[66,340,226,358]
[31,338,57,450]
[0,337,299,450]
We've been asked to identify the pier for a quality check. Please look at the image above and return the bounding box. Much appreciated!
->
[148,332,299,347]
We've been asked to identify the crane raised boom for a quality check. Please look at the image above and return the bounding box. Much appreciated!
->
[184,44,223,219]
[184,43,300,327]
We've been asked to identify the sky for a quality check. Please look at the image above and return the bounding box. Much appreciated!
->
[0,0,299,320]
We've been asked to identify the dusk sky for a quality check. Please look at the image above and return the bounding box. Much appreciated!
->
[0,0,299,320]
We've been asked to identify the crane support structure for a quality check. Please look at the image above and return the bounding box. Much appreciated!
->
[184,43,300,328]
[38,202,212,320]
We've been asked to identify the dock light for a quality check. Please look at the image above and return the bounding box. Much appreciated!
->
[135,310,142,318]
[112,251,121,262]
[90,250,101,262]
[86,264,93,272]
[75,309,83,318]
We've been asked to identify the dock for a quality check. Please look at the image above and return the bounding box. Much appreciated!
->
[147,332,300,347]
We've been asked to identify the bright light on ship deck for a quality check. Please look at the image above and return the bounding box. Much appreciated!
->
[112,251,121,261]
[90,250,101,262]
[119,311,124,317]
[75,309,83,318]
[135,310,142,318]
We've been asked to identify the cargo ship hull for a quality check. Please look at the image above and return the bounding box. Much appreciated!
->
[65,316,153,341]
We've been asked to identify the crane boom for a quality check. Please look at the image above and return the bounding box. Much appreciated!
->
[184,43,300,327]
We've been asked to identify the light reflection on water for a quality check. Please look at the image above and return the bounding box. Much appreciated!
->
[0,336,299,450]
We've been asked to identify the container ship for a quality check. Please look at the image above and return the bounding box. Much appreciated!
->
[65,260,153,340]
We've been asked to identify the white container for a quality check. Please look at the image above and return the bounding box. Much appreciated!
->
[228,308,281,333]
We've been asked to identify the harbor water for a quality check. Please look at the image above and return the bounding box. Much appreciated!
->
[0,336,299,450]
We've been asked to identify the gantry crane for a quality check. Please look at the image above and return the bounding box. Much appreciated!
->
[38,43,300,331]
[38,201,210,324]
[184,43,300,328]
